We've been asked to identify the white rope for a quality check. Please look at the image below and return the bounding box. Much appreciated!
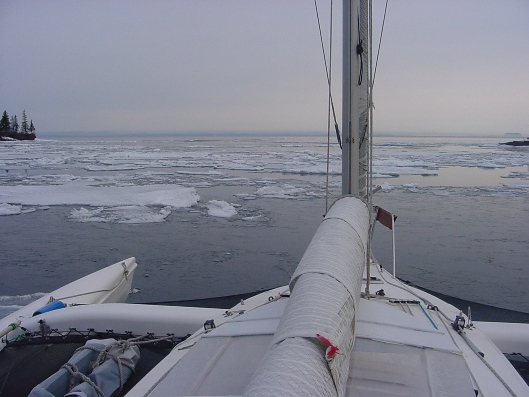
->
[61,362,105,397]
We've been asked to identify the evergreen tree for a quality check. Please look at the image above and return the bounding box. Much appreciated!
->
[29,120,35,134]
[21,109,28,134]
[0,111,10,135]
[10,115,19,133]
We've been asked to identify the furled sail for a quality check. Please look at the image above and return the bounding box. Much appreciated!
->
[243,196,369,397]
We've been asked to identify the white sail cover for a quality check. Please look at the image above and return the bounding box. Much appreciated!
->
[244,197,369,397]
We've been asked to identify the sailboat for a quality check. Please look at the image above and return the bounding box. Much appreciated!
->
[1,1,528,396]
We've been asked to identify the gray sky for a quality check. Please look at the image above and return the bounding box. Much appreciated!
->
[1,1,528,136]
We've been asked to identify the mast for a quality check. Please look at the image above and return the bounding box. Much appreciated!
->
[342,0,369,197]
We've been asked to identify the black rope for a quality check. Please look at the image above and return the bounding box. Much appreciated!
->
[357,11,364,86]
[334,119,342,149]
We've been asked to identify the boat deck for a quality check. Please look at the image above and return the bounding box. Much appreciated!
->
[131,263,529,397]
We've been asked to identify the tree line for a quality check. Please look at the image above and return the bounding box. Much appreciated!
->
[0,110,36,140]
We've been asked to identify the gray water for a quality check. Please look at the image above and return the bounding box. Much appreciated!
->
[1,134,528,314]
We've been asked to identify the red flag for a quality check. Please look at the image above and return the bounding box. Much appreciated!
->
[376,207,397,230]
[316,333,340,359]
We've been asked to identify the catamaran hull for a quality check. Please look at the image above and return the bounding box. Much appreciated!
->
[15,303,225,339]
[0,257,137,350]
[474,321,529,356]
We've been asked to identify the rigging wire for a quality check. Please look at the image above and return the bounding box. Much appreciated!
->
[314,0,342,149]
[314,0,336,213]
[367,0,388,293]
[372,0,389,89]
[366,0,374,296]
[314,0,341,151]
[326,0,333,213]
[315,0,388,213]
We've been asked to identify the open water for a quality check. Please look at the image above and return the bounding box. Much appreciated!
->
[0,133,528,317]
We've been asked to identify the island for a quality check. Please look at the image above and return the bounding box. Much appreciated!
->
[500,139,529,147]
[0,110,36,141]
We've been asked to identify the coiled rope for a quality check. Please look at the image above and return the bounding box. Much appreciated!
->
[62,334,176,396]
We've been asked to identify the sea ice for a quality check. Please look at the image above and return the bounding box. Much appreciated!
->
[242,215,267,222]
[1,184,199,208]
[0,203,22,216]
[502,181,529,189]
[373,165,438,177]
[206,200,238,218]
[70,205,173,224]
[380,182,394,191]
[256,184,305,199]
[281,164,341,175]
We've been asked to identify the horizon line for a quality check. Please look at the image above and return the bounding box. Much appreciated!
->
[36,130,515,138]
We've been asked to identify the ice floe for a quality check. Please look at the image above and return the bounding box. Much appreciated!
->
[256,184,306,199]
[206,200,238,218]
[0,203,22,216]
[1,135,528,224]
[69,205,172,223]
[1,184,199,207]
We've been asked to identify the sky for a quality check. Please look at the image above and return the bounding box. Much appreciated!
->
[1,1,528,136]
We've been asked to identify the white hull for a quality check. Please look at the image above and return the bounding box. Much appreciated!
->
[0,257,136,350]
[15,303,224,339]
[474,321,529,357]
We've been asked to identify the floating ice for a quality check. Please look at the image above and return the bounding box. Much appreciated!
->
[256,184,305,199]
[1,184,199,208]
[234,193,257,200]
[0,203,22,216]
[85,164,147,171]
[402,183,420,193]
[478,163,505,169]
[242,215,267,222]
[2,136,528,212]
[373,165,438,177]
[69,205,172,223]
[214,163,265,171]
[502,181,529,189]
[1,183,198,223]
[503,171,529,179]
[380,182,394,191]
[281,164,341,175]
[206,200,238,218]
[176,170,224,176]
[33,156,70,167]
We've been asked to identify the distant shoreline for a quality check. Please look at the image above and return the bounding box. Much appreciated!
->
[0,133,36,141]
[36,131,511,139]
